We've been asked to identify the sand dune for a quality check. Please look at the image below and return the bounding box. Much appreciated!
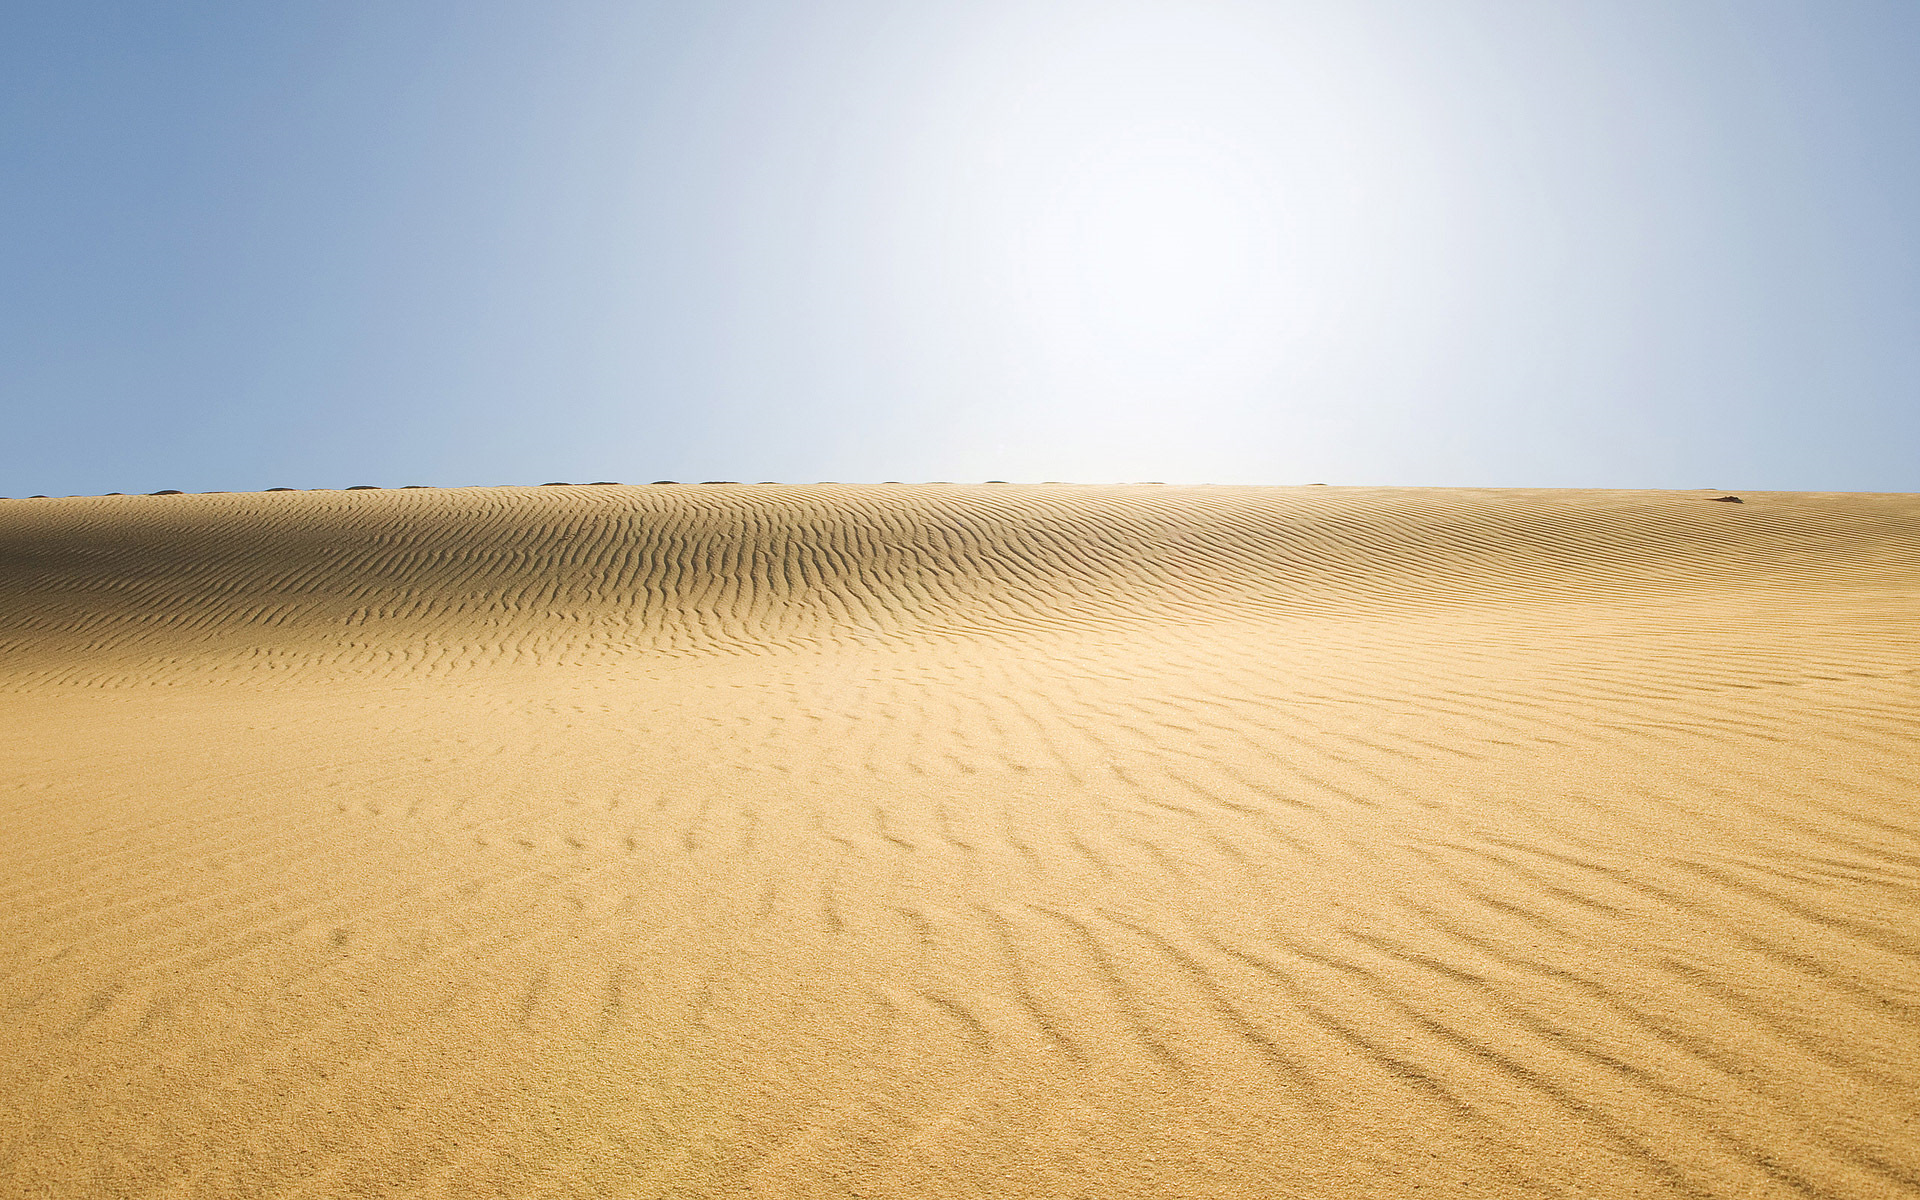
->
[1,484,1916,1198]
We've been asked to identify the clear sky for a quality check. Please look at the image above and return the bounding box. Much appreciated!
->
[3,1,1917,495]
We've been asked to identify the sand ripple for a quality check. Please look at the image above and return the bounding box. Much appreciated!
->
[1,485,1915,1197]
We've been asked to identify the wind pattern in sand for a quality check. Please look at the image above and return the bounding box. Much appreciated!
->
[2,484,1916,1197]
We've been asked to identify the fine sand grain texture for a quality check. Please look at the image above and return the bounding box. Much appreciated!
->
[1,484,1916,1198]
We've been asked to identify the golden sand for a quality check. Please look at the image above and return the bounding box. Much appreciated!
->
[1,484,1915,1197]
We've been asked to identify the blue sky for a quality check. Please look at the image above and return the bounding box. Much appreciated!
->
[3,1,1916,495]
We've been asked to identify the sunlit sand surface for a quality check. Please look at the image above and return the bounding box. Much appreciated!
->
[2,484,1916,1197]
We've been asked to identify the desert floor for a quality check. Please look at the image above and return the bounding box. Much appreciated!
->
[1,484,1916,1198]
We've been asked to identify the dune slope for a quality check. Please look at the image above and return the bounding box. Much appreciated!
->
[2,484,1917,1198]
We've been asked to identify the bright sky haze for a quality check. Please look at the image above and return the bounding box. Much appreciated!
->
[4,1,1917,494]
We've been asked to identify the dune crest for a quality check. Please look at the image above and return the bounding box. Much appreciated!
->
[2,485,1916,1197]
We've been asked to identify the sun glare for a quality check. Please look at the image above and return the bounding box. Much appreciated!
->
[1016,126,1281,381]
[875,1,1432,437]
